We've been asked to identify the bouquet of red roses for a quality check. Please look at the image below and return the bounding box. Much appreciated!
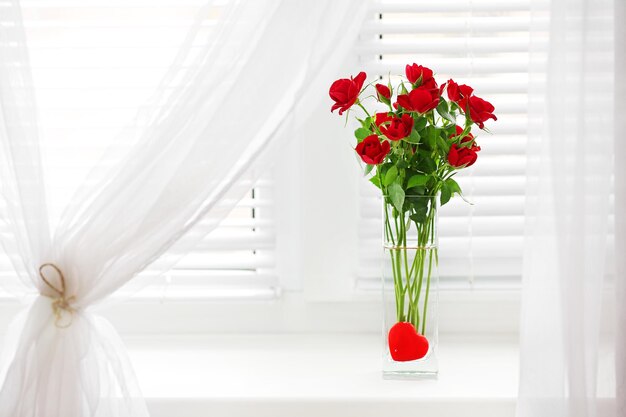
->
[329,64,496,363]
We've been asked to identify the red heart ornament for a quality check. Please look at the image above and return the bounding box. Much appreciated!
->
[388,322,429,361]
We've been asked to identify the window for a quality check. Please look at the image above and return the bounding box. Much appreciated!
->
[0,1,527,333]
[0,0,278,299]
[355,0,530,290]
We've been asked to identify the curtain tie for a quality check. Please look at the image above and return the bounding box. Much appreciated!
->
[39,263,76,328]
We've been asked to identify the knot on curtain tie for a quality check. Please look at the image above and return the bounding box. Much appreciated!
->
[39,263,76,328]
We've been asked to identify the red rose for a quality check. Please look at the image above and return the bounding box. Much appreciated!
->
[405,63,434,86]
[467,95,497,129]
[448,144,480,168]
[396,87,440,113]
[329,71,367,115]
[375,112,413,141]
[446,79,473,107]
[375,83,391,102]
[355,134,390,165]
[448,125,481,168]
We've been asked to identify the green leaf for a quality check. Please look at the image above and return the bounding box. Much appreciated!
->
[364,164,374,176]
[414,117,427,131]
[407,174,429,189]
[388,182,405,212]
[354,127,371,141]
[378,162,392,178]
[358,116,374,130]
[408,196,429,223]
[436,100,456,124]
[409,149,421,166]
[383,166,398,187]
[406,129,421,144]
[424,126,437,149]
[418,155,437,174]
[437,135,450,154]
[407,185,426,195]
[440,182,452,206]
[437,98,449,113]
[444,124,458,136]
[370,175,381,188]
[437,97,450,113]
[410,207,428,224]
[445,177,462,195]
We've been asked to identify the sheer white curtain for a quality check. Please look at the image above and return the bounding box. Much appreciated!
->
[518,0,624,416]
[615,2,626,415]
[0,0,368,416]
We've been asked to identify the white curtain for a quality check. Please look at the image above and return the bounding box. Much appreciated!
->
[0,0,368,415]
[615,1,626,415]
[518,0,624,416]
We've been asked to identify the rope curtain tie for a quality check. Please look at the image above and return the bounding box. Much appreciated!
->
[38,263,76,328]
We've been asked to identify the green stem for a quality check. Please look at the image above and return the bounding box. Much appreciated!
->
[386,196,438,332]
[356,101,371,119]
[400,213,411,302]
[389,250,403,321]
[381,169,404,321]
[421,248,436,335]
[414,215,430,308]
[393,211,405,321]
[405,199,437,334]
[384,195,405,321]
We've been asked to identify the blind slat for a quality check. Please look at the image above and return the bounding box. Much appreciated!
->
[362,16,549,34]
[357,38,532,54]
[374,0,535,13]
[361,59,529,75]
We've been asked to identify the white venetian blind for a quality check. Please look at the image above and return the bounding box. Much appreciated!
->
[0,0,278,298]
[356,0,533,288]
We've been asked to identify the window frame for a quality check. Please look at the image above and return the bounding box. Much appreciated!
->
[0,1,525,337]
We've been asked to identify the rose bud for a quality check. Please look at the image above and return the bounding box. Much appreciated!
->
[467,95,497,129]
[405,63,434,86]
[329,71,367,115]
[375,112,413,141]
[375,83,391,103]
[395,86,440,113]
[355,134,391,165]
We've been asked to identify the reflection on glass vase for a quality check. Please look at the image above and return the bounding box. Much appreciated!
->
[382,194,439,378]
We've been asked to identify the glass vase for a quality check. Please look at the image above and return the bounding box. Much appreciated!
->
[381,194,439,378]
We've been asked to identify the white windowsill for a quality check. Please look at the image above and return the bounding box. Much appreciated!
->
[129,334,519,417]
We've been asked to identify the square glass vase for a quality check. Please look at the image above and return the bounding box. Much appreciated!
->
[381,194,439,379]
